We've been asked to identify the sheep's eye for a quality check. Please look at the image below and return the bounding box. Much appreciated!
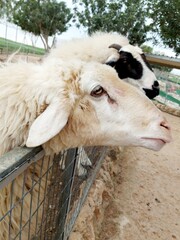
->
[90,85,105,97]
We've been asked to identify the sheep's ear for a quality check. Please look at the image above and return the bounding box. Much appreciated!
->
[26,101,70,147]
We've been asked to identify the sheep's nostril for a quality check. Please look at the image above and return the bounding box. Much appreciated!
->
[153,80,159,87]
[160,121,170,130]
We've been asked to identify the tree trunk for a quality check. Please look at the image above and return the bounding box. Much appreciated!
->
[40,33,50,52]
[51,36,56,48]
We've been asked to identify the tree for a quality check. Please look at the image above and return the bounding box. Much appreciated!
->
[0,0,5,17]
[0,0,12,18]
[150,0,180,55]
[73,0,153,45]
[11,0,73,50]
[141,45,153,54]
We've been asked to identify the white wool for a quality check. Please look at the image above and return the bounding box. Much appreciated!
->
[0,55,171,239]
[48,32,129,63]
[120,44,143,59]
[46,31,157,91]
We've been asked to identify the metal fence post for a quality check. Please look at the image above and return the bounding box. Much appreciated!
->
[55,148,78,240]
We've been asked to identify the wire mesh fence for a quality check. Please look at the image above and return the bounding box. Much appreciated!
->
[0,146,107,240]
[144,54,180,110]
[153,68,180,109]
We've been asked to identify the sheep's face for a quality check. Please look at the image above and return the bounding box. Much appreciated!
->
[106,44,159,99]
[75,63,171,151]
[26,62,171,151]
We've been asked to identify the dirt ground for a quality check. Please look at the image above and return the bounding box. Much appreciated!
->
[70,112,180,240]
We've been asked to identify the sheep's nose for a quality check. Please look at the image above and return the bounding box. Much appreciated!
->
[153,80,159,88]
[157,118,172,143]
[160,120,171,131]
[143,80,160,99]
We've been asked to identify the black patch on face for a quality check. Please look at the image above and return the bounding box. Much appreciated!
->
[141,53,153,71]
[143,81,160,99]
[106,50,160,99]
[107,51,143,80]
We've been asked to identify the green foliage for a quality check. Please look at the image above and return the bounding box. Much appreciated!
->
[141,45,153,53]
[0,0,5,16]
[11,0,72,50]
[150,0,180,55]
[0,0,13,17]
[73,0,179,54]
[74,0,153,45]
[152,64,171,73]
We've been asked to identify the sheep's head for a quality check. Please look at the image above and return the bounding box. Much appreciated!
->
[106,44,159,99]
[26,62,171,151]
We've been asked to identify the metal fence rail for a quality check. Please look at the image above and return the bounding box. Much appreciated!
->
[146,54,180,69]
[0,146,107,240]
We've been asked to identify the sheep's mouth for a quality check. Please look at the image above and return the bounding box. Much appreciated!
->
[140,137,170,151]
[141,137,167,144]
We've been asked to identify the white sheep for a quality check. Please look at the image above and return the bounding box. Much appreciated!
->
[47,32,159,99]
[0,58,171,239]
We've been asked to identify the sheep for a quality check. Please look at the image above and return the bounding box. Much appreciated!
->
[0,58,172,239]
[47,32,159,99]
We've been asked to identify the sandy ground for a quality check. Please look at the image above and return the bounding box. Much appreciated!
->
[70,112,180,240]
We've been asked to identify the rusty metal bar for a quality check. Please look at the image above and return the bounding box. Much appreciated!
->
[145,54,180,69]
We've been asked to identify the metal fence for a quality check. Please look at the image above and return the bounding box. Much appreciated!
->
[0,146,107,240]
[141,54,180,111]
